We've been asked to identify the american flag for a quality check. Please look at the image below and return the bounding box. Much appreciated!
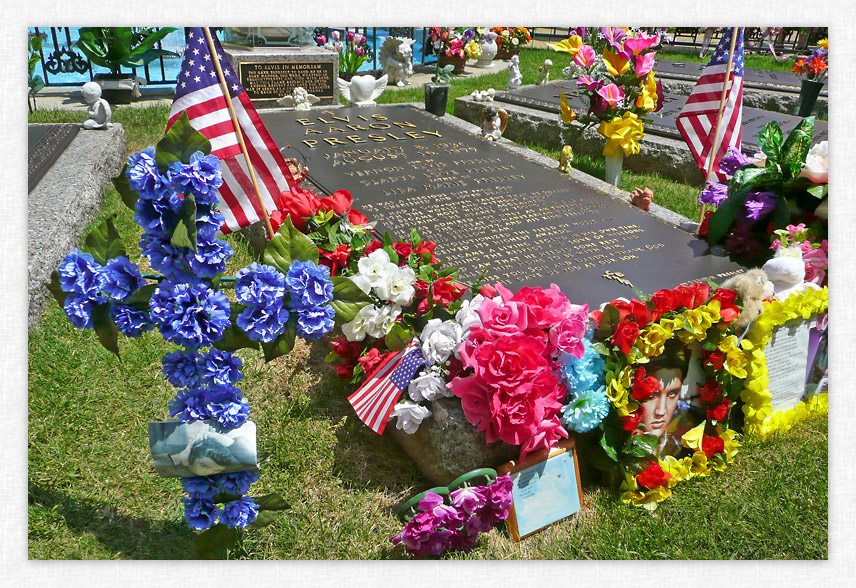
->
[348,339,428,434]
[676,27,744,182]
[166,28,296,234]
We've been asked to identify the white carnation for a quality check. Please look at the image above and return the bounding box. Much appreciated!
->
[357,249,396,287]
[366,304,401,339]
[342,304,380,342]
[390,400,432,434]
[374,265,416,306]
[420,318,462,365]
[408,368,453,402]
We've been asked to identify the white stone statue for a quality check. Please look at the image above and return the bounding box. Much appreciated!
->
[379,37,415,87]
[80,81,113,130]
[276,87,320,110]
[337,74,389,107]
[480,106,508,142]
[537,59,553,85]
[470,88,495,102]
[507,55,523,90]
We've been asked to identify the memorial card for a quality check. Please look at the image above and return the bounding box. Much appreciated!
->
[148,420,258,478]
[805,322,829,397]
[765,318,813,413]
[497,439,584,541]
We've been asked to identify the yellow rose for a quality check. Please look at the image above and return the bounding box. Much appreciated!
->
[637,323,668,357]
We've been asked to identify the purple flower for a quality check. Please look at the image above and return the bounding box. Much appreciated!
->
[812,48,827,60]
[570,27,586,38]
[719,147,751,177]
[199,349,244,386]
[126,147,171,201]
[169,387,209,422]
[699,181,729,206]
[57,249,104,297]
[316,34,326,46]
[219,496,259,528]
[576,74,603,92]
[479,475,513,523]
[169,152,223,202]
[63,293,99,329]
[204,384,250,428]
[345,30,354,43]
[392,511,454,557]
[149,281,231,348]
[450,486,486,515]
[461,28,476,43]
[431,504,465,528]
[331,30,340,42]
[464,513,493,534]
[743,191,778,222]
[183,497,220,531]
[217,470,260,495]
[162,349,201,388]
[181,475,220,499]
[285,260,333,309]
[601,27,629,56]
[724,223,766,256]
[447,528,477,552]
[295,306,335,341]
[101,257,145,301]
[110,304,155,337]
[140,235,193,282]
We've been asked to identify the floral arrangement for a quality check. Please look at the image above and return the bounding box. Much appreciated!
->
[701,117,828,265]
[770,224,828,287]
[740,287,828,439]
[427,27,477,60]
[552,27,664,158]
[587,282,746,509]
[392,469,512,557]
[792,38,828,83]
[318,30,373,76]
[490,27,531,52]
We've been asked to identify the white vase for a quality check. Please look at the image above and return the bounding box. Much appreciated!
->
[474,32,498,68]
[604,151,624,186]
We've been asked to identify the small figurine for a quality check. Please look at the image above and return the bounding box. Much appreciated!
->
[80,81,113,130]
[480,106,508,142]
[337,74,389,107]
[630,187,654,211]
[380,36,415,87]
[470,88,495,102]
[558,145,574,173]
[276,87,320,111]
[507,55,523,90]
[537,59,552,85]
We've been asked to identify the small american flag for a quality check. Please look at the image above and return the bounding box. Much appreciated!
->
[348,339,428,434]
[166,28,297,234]
[676,28,744,182]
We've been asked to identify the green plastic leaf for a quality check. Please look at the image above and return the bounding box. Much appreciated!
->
[329,276,372,325]
[170,193,197,252]
[781,116,815,171]
[260,325,297,363]
[806,184,828,199]
[112,163,138,211]
[599,422,622,462]
[731,165,783,191]
[248,510,284,529]
[255,492,289,511]
[756,121,783,164]
[411,229,422,247]
[383,245,399,265]
[706,190,749,245]
[155,111,212,174]
[263,216,320,273]
[622,433,657,458]
[595,304,621,340]
[191,524,238,560]
[122,284,157,312]
[82,217,126,266]
[213,305,260,353]
[45,271,69,310]
[92,302,120,360]
[385,322,412,352]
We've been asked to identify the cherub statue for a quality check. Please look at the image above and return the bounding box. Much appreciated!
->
[380,37,415,87]
[276,86,320,111]
[470,88,495,102]
[558,145,574,173]
[480,106,508,142]
[507,55,523,90]
[537,59,552,85]
[80,81,113,130]
[337,74,389,107]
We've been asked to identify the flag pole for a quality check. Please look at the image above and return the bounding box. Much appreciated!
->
[202,27,275,239]
[698,27,740,226]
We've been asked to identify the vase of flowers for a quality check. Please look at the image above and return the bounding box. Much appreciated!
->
[424,62,455,116]
[429,27,476,74]
[492,27,531,60]
[792,38,827,117]
[474,29,498,68]
[320,29,373,79]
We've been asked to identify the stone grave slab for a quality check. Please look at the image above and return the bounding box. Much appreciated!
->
[29,124,79,194]
[494,80,828,153]
[259,105,744,309]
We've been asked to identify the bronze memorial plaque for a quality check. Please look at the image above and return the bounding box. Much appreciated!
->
[239,61,336,100]
[260,105,745,308]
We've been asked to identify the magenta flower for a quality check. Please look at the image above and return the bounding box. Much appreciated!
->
[331,30,340,42]
[576,74,603,92]
[574,44,597,68]
[345,30,355,43]
[596,83,625,106]
[654,79,665,112]
[601,27,630,57]
[450,486,486,515]
[635,52,656,77]
[624,33,660,56]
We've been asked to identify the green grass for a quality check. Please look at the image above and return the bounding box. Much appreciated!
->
[28,101,825,559]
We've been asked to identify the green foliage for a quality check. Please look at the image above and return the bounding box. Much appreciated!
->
[28,35,45,96]
[756,122,783,165]
[432,64,456,84]
[328,275,372,325]
[263,216,320,273]
[780,116,815,180]
[170,194,198,252]
[74,27,178,74]
[384,322,412,352]
[155,112,212,174]
[82,216,127,266]
[112,164,138,210]
[260,324,297,363]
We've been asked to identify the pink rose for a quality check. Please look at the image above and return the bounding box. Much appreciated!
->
[470,333,551,392]
[456,325,497,368]
[448,375,492,434]
[509,284,573,329]
[803,246,828,285]
[489,390,544,445]
[475,298,529,336]
[518,416,568,460]
[549,313,588,358]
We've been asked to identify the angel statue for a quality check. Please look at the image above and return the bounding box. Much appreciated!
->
[276,87,320,111]
[480,106,508,142]
[337,74,389,107]
[380,37,415,87]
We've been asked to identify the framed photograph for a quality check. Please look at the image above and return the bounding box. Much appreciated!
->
[148,420,257,478]
[496,439,584,542]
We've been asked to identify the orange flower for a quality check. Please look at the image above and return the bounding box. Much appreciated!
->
[808,56,828,75]
[791,58,807,74]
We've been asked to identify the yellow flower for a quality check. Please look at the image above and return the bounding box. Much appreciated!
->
[560,91,577,124]
[681,421,705,452]
[720,429,741,462]
[603,47,630,76]
[620,472,671,510]
[637,323,669,357]
[659,455,691,485]
[465,40,482,60]
[635,71,658,112]
[598,112,645,157]
[550,35,582,56]
[689,451,710,477]
[818,38,828,49]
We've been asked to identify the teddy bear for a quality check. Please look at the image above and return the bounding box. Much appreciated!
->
[761,245,820,301]
[721,268,775,331]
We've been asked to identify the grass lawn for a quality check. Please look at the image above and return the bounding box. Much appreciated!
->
[27,97,826,559]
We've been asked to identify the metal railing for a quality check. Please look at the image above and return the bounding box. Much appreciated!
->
[313,27,436,72]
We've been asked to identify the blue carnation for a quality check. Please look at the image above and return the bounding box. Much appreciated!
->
[561,385,610,433]
[200,349,244,386]
[204,384,250,428]
[183,497,220,531]
[162,350,201,388]
[235,263,286,305]
[168,152,223,204]
[295,305,335,341]
[188,238,234,279]
[102,257,145,301]
[561,338,606,396]
[196,206,225,241]
[285,260,333,309]
[134,197,179,239]
[217,470,260,496]
[237,302,290,343]
[150,281,231,348]
[110,304,155,337]
[219,496,259,529]
[140,235,195,284]
[127,147,171,201]
[181,475,220,500]
[63,293,99,329]
[169,387,209,422]
[57,249,104,297]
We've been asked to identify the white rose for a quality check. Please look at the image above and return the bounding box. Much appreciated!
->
[455,294,485,337]
[420,318,462,365]
[342,304,380,342]
[390,400,432,434]
[350,274,372,295]
[799,141,828,184]
[357,249,394,287]
[366,304,401,339]
[374,265,416,306]
[408,368,452,402]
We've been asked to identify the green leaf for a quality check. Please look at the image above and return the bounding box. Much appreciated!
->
[263,215,319,273]
[781,116,815,172]
[112,163,138,211]
[45,271,69,310]
[599,422,622,462]
[756,121,783,164]
[731,165,783,191]
[170,194,198,252]
[706,190,749,245]
[385,322,412,352]
[248,510,284,529]
[329,276,372,325]
[622,433,657,458]
[213,306,260,353]
[806,184,828,200]
[155,111,212,174]
[82,217,126,266]
[595,304,621,340]
[255,492,289,511]
[122,284,157,312]
[260,325,297,363]
[191,524,238,560]
[383,245,399,265]
[92,302,120,360]
[411,229,422,247]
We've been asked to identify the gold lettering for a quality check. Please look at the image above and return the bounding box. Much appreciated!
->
[370,122,391,129]
[387,133,406,140]
[302,139,318,148]
[323,137,348,146]
[296,118,313,126]
[305,128,323,135]
[332,114,350,123]
[393,121,417,128]
[368,134,387,142]
[317,117,334,124]
[405,131,423,139]
[346,124,368,132]
[422,130,442,138]
[358,115,369,121]
[371,114,389,121]
[346,135,367,144]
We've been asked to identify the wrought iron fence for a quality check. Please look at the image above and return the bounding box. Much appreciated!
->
[313,27,435,71]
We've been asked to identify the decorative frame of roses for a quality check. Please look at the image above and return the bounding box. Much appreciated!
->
[587,281,748,506]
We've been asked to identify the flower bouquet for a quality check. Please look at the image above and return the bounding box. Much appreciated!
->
[700,117,828,265]
[490,27,531,59]
[792,38,828,116]
[427,27,477,73]
[319,30,373,78]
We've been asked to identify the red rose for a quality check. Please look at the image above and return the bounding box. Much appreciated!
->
[672,285,696,310]
[701,434,725,458]
[698,380,723,404]
[688,282,711,308]
[478,283,498,298]
[331,337,362,361]
[431,277,466,306]
[611,320,640,354]
[649,289,677,320]
[318,244,351,276]
[711,288,740,324]
[704,350,726,371]
[364,240,383,255]
[347,208,369,226]
[630,367,662,402]
[334,363,356,379]
[706,398,731,422]
[279,188,321,231]
[317,189,353,215]
[622,407,645,431]
[392,242,413,261]
[358,348,394,377]
[413,279,430,299]
[415,240,438,264]
[636,461,672,489]
[590,309,603,326]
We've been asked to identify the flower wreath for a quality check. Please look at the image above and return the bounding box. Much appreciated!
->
[590,282,747,510]
[740,287,829,439]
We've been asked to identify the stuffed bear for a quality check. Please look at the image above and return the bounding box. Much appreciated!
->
[761,245,820,301]
[721,269,775,330]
